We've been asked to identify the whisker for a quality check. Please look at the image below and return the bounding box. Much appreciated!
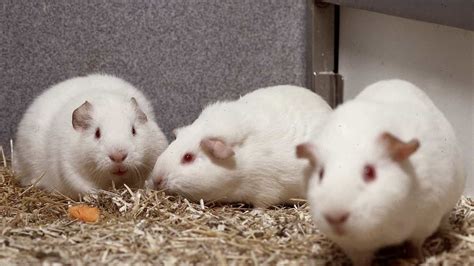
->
[133,161,153,171]
[132,165,142,180]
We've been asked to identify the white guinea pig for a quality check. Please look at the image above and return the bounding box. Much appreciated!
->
[149,85,332,208]
[297,80,465,265]
[13,74,168,199]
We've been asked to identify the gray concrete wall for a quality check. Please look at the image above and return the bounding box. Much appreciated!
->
[0,0,309,151]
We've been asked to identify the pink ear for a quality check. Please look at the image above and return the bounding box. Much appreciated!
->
[200,137,235,159]
[296,142,317,167]
[380,132,420,162]
[130,97,148,123]
[72,101,93,131]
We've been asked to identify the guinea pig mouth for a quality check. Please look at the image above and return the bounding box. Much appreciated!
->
[331,225,347,236]
[111,165,128,176]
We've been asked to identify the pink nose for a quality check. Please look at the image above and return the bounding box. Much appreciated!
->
[153,176,164,189]
[324,211,350,226]
[109,151,128,163]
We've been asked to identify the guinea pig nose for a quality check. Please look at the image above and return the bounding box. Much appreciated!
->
[109,151,128,163]
[324,211,350,225]
[153,176,164,189]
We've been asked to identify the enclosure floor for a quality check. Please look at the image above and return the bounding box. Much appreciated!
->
[0,165,473,265]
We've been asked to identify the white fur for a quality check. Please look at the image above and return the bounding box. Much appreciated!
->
[14,74,168,198]
[302,80,465,265]
[149,85,332,207]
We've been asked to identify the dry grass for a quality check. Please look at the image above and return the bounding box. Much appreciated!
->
[0,154,473,265]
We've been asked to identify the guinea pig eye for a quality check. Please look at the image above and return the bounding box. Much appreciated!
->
[319,167,325,181]
[132,126,136,136]
[363,164,376,183]
[95,128,101,139]
[181,153,195,164]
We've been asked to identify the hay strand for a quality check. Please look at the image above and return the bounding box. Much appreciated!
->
[0,146,6,168]
[9,139,14,172]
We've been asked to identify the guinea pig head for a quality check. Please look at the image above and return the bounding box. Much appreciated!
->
[72,97,155,183]
[149,126,242,203]
[296,131,419,243]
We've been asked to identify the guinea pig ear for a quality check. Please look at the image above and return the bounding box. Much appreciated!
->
[130,97,148,124]
[200,137,235,160]
[296,142,317,167]
[72,101,93,131]
[380,132,420,162]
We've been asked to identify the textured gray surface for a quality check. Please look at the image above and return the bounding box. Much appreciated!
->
[0,0,309,150]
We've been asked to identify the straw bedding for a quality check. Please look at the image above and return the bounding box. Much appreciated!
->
[0,158,473,265]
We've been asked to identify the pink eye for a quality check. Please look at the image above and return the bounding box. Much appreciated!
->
[181,153,195,164]
[319,167,325,181]
[363,164,376,183]
[95,128,101,139]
